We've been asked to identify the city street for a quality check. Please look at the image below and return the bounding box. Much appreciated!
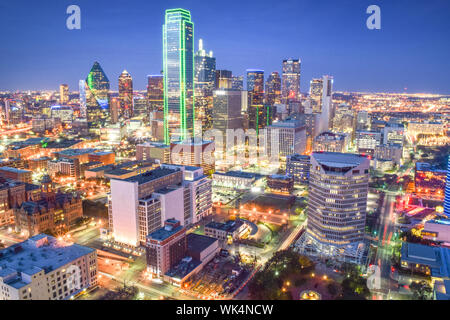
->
[371,194,398,300]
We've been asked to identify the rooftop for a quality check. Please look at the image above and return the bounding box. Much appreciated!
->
[312,152,369,168]
[0,167,31,174]
[165,256,201,281]
[0,234,95,288]
[401,242,450,279]
[125,167,179,185]
[213,171,258,179]
[206,219,245,233]
[148,222,184,242]
[187,233,217,253]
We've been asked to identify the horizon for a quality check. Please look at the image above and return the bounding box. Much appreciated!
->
[0,1,450,94]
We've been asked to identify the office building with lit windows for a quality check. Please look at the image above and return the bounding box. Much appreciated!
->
[0,234,98,300]
[286,154,310,185]
[85,61,110,128]
[194,39,216,132]
[265,119,306,160]
[445,157,450,216]
[59,84,69,104]
[282,58,301,106]
[297,152,370,263]
[265,72,281,106]
[212,89,243,137]
[147,75,164,112]
[163,8,195,143]
[118,70,133,119]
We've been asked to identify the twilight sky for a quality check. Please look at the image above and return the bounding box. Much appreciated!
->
[0,0,449,93]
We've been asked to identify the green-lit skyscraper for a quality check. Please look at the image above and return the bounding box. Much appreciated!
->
[163,8,195,143]
[85,61,110,127]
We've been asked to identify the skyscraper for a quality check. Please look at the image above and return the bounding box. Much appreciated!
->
[147,75,164,112]
[79,80,87,119]
[118,70,133,119]
[247,69,271,134]
[3,99,10,124]
[59,84,69,104]
[445,156,450,216]
[163,8,195,143]
[215,70,233,90]
[265,72,281,106]
[85,61,110,126]
[298,152,370,262]
[194,39,216,132]
[195,39,216,95]
[282,58,301,105]
[231,76,244,91]
[212,89,243,138]
[310,75,333,134]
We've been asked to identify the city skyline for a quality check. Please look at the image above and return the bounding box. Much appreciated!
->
[0,1,450,94]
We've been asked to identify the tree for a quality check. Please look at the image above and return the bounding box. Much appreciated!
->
[410,281,432,300]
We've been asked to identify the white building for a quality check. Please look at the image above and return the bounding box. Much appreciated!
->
[265,118,306,160]
[297,152,370,263]
[0,234,97,300]
[109,165,212,247]
[422,219,450,244]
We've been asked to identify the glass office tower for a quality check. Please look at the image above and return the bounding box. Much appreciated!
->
[118,70,133,119]
[163,8,195,144]
[282,58,301,104]
[147,75,164,112]
[85,61,110,127]
[445,156,450,216]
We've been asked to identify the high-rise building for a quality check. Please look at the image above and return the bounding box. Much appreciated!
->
[3,99,10,124]
[212,89,243,162]
[356,111,370,131]
[85,61,110,127]
[78,80,87,119]
[118,70,133,119]
[109,167,183,246]
[265,119,306,160]
[231,76,244,90]
[286,154,310,184]
[247,69,270,133]
[194,39,216,132]
[310,75,333,134]
[110,98,119,124]
[59,84,69,104]
[282,58,301,105]
[212,89,243,135]
[215,70,233,89]
[163,8,195,143]
[298,152,370,262]
[147,75,164,112]
[265,72,281,106]
[195,39,216,95]
[444,156,450,216]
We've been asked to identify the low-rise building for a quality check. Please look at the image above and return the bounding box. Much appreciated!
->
[422,219,450,244]
[145,219,187,278]
[0,234,97,300]
[204,219,249,241]
[400,242,450,280]
[0,167,32,184]
[212,171,257,189]
[14,192,83,237]
[266,174,294,195]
